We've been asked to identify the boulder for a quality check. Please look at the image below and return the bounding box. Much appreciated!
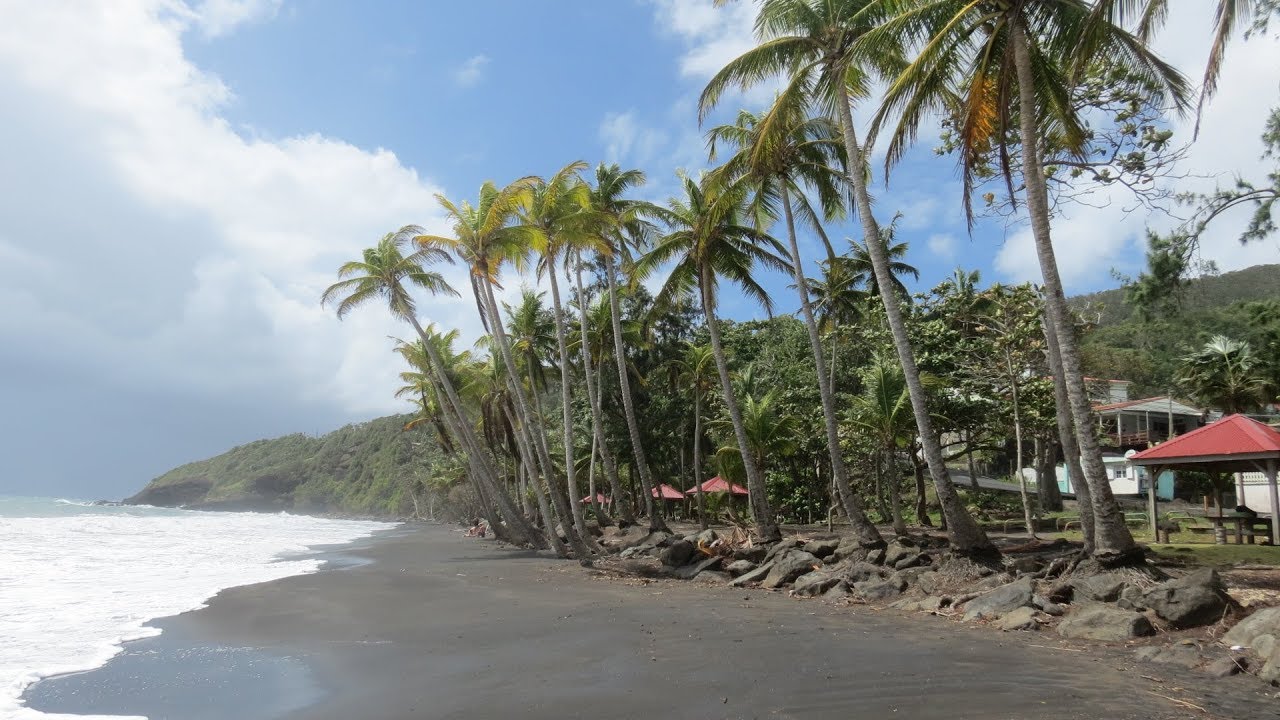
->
[918,596,947,612]
[883,542,917,568]
[697,570,732,584]
[1222,606,1280,649]
[845,561,890,583]
[962,577,1034,622]
[1133,643,1202,668]
[1260,648,1280,685]
[917,571,943,596]
[761,550,821,589]
[1141,568,1230,629]
[996,606,1040,631]
[792,571,843,598]
[725,559,758,577]
[1116,584,1146,611]
[1057,604,1154,641]
[1202,656,1246,678]
[659,539,697,567]
[1006,556,1044,576]
[693,528,718,546]
[1253,634,1277,659]
[892,552,928,570]
[1071,575,1128,603]
[830,542,864,563]
[619,545,656,559]
[732,545,768,564]
[896,566,933,586]
[854,574,907,601]
[823,581,851,600]
[863,546,887,566]
[1032,595,1066,617]
[762,538,802,565]
[803,538,841,559]
[673,555,722,580]
[730,561,775,587]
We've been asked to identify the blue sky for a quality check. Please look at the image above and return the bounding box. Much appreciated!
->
[1,0,1276,500]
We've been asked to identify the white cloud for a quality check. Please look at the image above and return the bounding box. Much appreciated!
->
[188,0,281,37]
[598,110,669,165]
[453,54,490,87]
[0,0,479,418]
[926,233,957,260]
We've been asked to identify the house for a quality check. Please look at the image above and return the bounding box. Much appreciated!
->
[1050,451,1175,501]
[1093,396,1205,450]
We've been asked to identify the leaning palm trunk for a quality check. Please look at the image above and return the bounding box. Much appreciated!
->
[700,268,781,542]
[780,185,884,548]
[479,282,591,558]
[1008,359,1037,539]
[546,262,600,550]
[1010,20,1136,563]
[1042,314,1096,555]
[693,388,708,530]
[574,257,630,523]
[886,452,907,536]
[406,315,542,548]
[509,405,565,555]
[966,431,981,490]
[606,254,668,532]
[835,85,994,555]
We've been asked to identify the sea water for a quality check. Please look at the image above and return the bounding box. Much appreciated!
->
[0,496,395,720]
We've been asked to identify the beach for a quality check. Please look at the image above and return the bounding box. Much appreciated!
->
[24,524,1278,720]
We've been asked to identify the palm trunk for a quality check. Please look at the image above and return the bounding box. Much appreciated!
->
[1008,355,1036,539]
[1010,19,1136,563]
[700,267,780,542]
[1042,314,1095,554]
[478,283,587,558]
[406,315,542,548]
[966,430,981,490]
[574,255,628,523]
[886,451,907,536]
[693,387,708,530]
[606,253,667,532]
[913,451,932,527]
[1037,435,1064,512]
[835,81,994,555]
[546,260,599,550]
[780,184,884,547]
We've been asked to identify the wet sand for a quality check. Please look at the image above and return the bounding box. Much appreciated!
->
[26,525,1279,719]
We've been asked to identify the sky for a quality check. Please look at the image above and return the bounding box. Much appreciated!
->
[1,0,1277,500]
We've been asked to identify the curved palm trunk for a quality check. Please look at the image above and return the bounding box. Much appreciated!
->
[405,315,542,548]
[1010,19,1136,563]
[1042,314,1096,555]
[693,388,708,530]
[1007,358,1037,539]
[886,450,907,536]
[781,184,884,547]
[546,261,600,550]
[574,257,629,523]
[835,84,994,556]
[606,254,668,532]
[1037,435,1064,512]
[700,268,781,543]
[480,282,591,558]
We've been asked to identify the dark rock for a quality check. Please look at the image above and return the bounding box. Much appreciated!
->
[732,545,767,564]
[761,550,821,589]
[762,538,801,565]
[1006,556,1044,576]
[854,574,907,601]
[1116,584,1146,611]
[996,606,1040,631]
[1202,656,1246,678]
[1133,644,1202,668]
[803,538,840,559]
[1072,575,1128,603]
[883,542,916,567]
[792,571,843,597]
[830,542,864,563]
[863,546,887,566]
[962,577,1035,622]
[823,581,851,600]
[730,561,775,587]
[1057,604,1154,641]
[693,528,718,546]
[659,539,697,567]
[896,566,933,586]
[697,570,732,584]
[892,552,927,570]
[845,561,890,583]
[1047,579,1074,604]
[1142,568,1230,629]
[917,571,943,596]
[673,555,722,580]
[1262,648,1280,685]
[1032,595,1066,617]
[725,559,757,577]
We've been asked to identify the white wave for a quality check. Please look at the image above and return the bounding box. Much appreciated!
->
[0,501,396,719]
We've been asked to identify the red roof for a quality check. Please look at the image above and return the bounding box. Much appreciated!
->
[579,493,610,505]
[650,483,685,500]
[1130,414,1280,462]
[686,476,749,496]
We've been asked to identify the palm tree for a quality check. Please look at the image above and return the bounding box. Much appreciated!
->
[1178,335,1270,414]
[678,342,719,530]
[418,183,591,558]
[847,220,919,300]
[867,0,1191,564]
[808,254,869,392]
[850,355,921,535]
[320,228,541,548]
[588,163,670,533]
[712,387,799,511]
[701,0,994,555]
[638,172,791,542]
[706,97,884,547]
[502,289,558,395]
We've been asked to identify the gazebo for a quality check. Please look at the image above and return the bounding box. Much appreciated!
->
[651,483,686,501]
[686,476,749,497]
[579,493,610,506]
[1130,414,1280,545]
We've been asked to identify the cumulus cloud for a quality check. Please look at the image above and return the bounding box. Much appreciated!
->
[453,54,490,87]
[927,233,957,260]
[0,0,476,428]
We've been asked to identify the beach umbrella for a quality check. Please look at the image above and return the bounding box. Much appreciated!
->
[686,476,748,496]
[650,483,686,500]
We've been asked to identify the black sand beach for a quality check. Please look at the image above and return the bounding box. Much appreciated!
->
[26,525,1280,719]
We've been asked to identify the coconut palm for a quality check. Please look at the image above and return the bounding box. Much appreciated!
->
[638,172,791,542]
[701,0,994,554]
[847,220,919,300]
[418,182,591,558]
[678,342,719,530]
[1178,335,1271,414]
[867,0,1191,563]
[588,163,670,532]
[712,387,799,499]
[320,228,541,548]
[502,289,558,395]
[850,354,921,535]
[706,98,884,547]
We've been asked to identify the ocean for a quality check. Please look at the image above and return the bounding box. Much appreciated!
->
[0,496,396,720]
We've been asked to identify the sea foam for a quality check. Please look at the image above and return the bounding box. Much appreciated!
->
[0,497,394,719]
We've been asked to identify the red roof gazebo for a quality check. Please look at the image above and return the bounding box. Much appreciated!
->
[579,493,610,505]
[1130,414,1280,544]
[651,483,686,501]
[686,476,749,496]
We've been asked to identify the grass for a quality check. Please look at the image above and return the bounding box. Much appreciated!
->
[1047,529,1280,567]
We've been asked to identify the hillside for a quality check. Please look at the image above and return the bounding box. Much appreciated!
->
[1072,264,1280,327]
[127,414,443,517]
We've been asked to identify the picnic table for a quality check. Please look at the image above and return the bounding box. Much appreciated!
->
[1202,511,1273,545]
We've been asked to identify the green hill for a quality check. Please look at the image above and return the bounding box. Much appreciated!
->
[1073,263,1280,327]
[127,414,443,517]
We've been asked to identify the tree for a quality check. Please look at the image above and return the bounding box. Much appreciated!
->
[702,0,994,555]
[707,96,884,547]
[1178,335,1271,413]
[847,220,919,300]
[639,173,792,542]
[678,342,718,529]
[321,228,541,548]
[869,0,1190,564]
[849,354,921,535]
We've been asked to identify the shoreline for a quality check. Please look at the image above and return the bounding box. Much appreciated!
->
[24,523,1278,719]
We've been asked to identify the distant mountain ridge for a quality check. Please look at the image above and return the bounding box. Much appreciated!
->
[127,414,440,517]
[1072,263,1280,327]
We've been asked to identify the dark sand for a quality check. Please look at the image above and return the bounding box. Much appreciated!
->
[26,525,1280,719]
